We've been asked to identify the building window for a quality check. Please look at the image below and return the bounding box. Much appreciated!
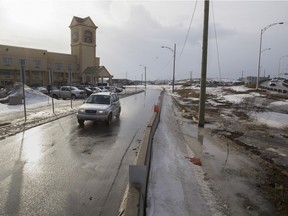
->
[54,72,62,78]
[0,71,11,78]
[33,60,41,69]
[55,63,62,71]
[67,64,72,70]
[19,59,27,66]
[32,71,41,79]
[84,30,92,43]
[3,57,12,66]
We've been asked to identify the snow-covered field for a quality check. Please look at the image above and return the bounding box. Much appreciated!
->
[205,85,288,129]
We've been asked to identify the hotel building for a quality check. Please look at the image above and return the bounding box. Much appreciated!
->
[0,16,113,87]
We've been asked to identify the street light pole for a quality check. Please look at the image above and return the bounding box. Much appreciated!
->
[161,43,176,93]
[278,55,288,78]
[261,48,271,53]
[256,22,284,90]
[139,65,147,90]
[258,48,271,78]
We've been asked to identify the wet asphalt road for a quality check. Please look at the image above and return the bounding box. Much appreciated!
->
[0,89,160,216]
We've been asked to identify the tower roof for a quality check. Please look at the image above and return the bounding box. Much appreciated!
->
[69,16,97,29]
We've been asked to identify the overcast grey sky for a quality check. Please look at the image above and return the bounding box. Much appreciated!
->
[0,0,288,81]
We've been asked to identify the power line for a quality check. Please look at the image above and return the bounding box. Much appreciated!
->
[211,0,222,81]
[179,0,199,57]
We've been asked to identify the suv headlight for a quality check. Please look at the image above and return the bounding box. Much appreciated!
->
[98,110,108,114]
[78,108,85,113]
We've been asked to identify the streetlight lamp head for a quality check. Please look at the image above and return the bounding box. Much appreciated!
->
[161,46,164,48]
[279,22,284,24]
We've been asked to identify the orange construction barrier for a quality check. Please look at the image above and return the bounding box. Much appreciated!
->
[154,104,159,112]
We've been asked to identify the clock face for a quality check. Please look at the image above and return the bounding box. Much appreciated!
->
[72,32,78,42]
[84,30,92,43]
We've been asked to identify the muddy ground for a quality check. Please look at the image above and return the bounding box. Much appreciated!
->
[173,86,288,216]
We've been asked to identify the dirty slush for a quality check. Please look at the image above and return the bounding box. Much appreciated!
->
[173,87,288,216]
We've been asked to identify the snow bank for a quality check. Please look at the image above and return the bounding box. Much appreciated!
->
[267,100,288,114]
[250,111,288,128]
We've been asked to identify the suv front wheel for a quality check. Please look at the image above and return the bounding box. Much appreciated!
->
[116,107,121,118]
[78,119,84,126]
[106,113,112,126]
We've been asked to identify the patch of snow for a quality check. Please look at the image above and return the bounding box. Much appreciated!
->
[250,111,288,128]
[208,99,224,106]
[223,94,253,104]
[222,92,262,104]
[267,100,288,114]
[266,148,287,157]
[227,86,250,92]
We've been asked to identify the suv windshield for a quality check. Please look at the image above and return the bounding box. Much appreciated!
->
[86,95,110,104]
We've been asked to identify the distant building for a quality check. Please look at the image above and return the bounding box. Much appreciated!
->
[0,16,113,87]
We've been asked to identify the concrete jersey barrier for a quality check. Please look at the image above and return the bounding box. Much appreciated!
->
[122,90,164,216]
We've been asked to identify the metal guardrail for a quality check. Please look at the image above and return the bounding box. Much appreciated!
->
[122,90,164,216]
[283,80,288,88]
[260,85,287,93]
[259,79,288,94]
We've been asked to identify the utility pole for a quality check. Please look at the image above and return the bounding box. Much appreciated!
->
[172,43,176,93]
[198,0,209,128]
[144,66,146,90]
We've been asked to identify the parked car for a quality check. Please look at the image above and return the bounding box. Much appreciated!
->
[98,86,110,92]
[77,92,121,126]
[90,86,102,92]
[269,82,276,86]
[35,86,48,94]
[85,86,102,96]
[114,86,123,93]
[51,86,86,99]
[98,86,123,93]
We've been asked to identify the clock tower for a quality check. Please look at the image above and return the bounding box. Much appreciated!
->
[69,16,98,77]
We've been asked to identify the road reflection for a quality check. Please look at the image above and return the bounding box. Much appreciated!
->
[5,131,25,215]
[76,118,121,137]
[22,128,44,163]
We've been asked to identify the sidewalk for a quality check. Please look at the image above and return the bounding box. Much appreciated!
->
[146,93,221,216]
